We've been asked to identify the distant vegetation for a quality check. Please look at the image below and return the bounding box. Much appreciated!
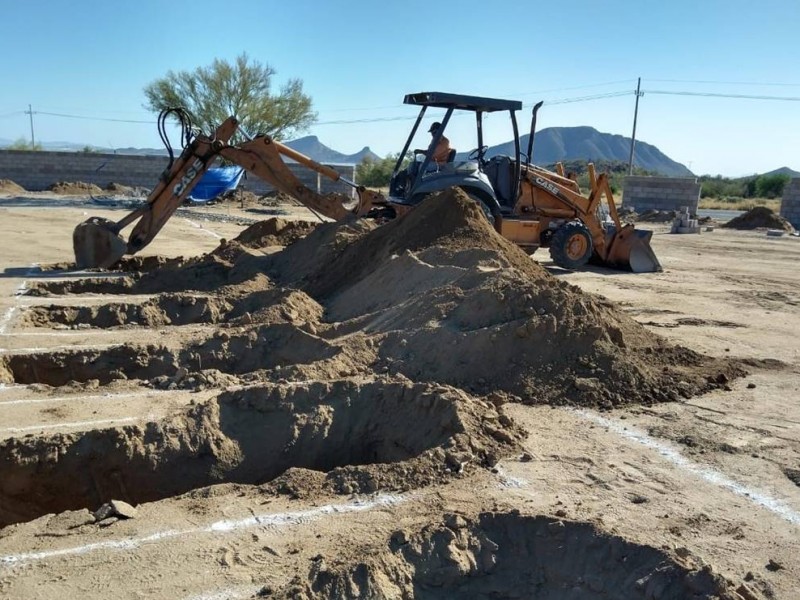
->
[356,153,408,187]
[7,137,42,151]
[699,173,790,201]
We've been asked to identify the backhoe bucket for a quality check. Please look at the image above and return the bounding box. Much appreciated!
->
[73,217,128,269]
[602,224,662,273]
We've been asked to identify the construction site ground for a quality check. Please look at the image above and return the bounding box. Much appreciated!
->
[0,192,798,599]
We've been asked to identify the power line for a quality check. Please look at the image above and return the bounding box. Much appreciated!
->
[647,78,800,87]
[540,90,633,106]
[34,111,156,124]
[643,90,800,102]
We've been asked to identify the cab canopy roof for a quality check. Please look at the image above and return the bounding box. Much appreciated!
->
[403,92,522,113]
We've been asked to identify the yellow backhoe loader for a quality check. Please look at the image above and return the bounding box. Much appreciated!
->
[73,94,661,273]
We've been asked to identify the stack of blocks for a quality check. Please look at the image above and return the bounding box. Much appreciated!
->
[670,206,701,234]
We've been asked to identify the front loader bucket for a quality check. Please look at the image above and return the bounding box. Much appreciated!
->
[603,224,662,273]
[73,217,128,269]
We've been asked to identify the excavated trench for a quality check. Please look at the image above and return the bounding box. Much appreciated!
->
[0,380,511,527]
[295,512,740,599]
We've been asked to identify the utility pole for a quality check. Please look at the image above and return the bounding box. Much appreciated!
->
[25,104,35,148]
[628,78,642,175]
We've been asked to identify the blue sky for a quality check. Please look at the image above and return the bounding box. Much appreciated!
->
[1,0,798,177]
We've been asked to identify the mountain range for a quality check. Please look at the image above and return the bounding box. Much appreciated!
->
[1,129,797,178]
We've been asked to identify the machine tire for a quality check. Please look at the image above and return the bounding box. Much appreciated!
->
[549,221,593,269]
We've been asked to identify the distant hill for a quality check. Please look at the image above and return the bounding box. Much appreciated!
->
[762,166,800,178]
[284,136,379,165]
[463,126,693,177]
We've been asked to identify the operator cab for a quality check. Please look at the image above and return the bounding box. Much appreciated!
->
[388,92,524,218]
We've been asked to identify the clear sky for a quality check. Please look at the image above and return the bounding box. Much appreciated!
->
[1,0,798,177]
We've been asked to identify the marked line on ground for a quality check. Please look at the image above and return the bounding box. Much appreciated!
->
[0,343,118,355]
[186,585,264,600]
[0,264,40,347]
[0,493,408,566]
[0,391,167,406]
[0,307,16,335]
[0,330,125,337]
[573,408,800,526]
[0,416,141,434]
[184,218,223,239]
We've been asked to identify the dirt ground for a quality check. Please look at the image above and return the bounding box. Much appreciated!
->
[0,189,798,599]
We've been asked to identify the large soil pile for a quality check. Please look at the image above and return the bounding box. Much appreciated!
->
[722,206,794,231]
[19,188,742,408]
[0,179,25,194]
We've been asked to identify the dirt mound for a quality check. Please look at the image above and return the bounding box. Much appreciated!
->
[0,379,521,526]
[281,511,743,599]
[268,189,544,297]
[0,179,25,194]
[722,206,794,231]
[48,181,104,195]
[637,208,678,222]
[232,217,317,248]
[18,187,744,408]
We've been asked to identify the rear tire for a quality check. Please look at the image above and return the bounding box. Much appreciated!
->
[549,221,593,269]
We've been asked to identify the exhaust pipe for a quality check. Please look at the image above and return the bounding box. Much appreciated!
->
[526,101,544,164]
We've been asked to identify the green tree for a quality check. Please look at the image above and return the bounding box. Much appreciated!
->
[8,137,42,151]
[356,153,408,187]
[754,173,790,199]
[143,53,316,144]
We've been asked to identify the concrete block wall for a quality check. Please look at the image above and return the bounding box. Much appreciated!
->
[622,176,700,213]
[780,178,800,229]
[0,150,356,198]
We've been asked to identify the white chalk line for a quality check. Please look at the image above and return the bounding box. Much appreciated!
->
[0,307,16,335]
[0,493,408,566]
[0,265,37,333]
[186,585,264,600]
[0,390,167,407]
[184,218,223,239]
[0,416,141,434]
[0,329,123,337]
[494,464,530,489]
[573,409,800,526]
[0,343,119,355]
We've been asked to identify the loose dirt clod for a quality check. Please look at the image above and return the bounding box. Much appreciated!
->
[722,206,794,231]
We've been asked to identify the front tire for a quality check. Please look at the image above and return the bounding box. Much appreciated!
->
[549,221,593,269]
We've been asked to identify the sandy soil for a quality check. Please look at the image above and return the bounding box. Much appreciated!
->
[0,190,798,599]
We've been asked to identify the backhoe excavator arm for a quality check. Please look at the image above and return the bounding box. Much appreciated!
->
[73,116,384,269]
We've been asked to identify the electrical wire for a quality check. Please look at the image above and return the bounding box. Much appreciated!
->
[643,90,800,102]
[647,78,800,87]
[32,111,155,124]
